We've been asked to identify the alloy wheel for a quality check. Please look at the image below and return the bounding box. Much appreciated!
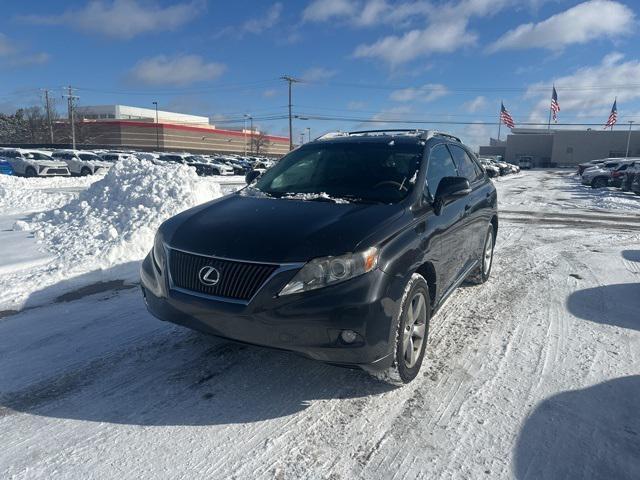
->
[483,229,494,276]
[402,292,427,368]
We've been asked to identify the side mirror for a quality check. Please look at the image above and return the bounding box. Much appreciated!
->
[433,176,471,215]
[245,169,260,184]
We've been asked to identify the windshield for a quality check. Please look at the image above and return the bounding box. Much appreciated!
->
[79,154,100,161]
[25,152,53,160]
[251,142,423,204]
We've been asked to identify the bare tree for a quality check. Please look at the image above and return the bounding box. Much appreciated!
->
[251,132,271,155]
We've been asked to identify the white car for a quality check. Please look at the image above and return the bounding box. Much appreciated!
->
[51,149,112,176]
[0,148,70,177]
[135,152,161,162]
[581,159,636,188]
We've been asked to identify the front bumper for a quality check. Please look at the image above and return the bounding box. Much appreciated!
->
[38,166,70,176]
[140,251,404,371]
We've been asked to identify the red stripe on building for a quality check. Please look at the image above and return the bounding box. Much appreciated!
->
[87,120,290,144]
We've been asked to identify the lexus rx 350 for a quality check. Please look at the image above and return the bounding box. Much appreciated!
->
[141,130,498,384]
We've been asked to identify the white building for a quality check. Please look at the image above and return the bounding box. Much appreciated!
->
[75,105,210,126]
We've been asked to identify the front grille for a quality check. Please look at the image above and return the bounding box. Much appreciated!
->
[44,168,69,175]
[168,249,279,301]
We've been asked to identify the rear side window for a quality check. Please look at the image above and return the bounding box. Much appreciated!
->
[449,145,483,183]
[426,144,458,197]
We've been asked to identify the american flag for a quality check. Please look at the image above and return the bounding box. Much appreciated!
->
[551,86,560,122]
[500,102,515,129]
[604,99,617,129]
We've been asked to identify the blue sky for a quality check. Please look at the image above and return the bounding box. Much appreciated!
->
[1,0,638,147]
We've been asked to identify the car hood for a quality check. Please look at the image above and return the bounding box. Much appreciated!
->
[33,159,67,167]
[161,193,405,263]
[583,168,609,177]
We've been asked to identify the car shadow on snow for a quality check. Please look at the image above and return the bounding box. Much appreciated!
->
[566,283,640,332]
[0,266,395,427]
[622,250,640,263]
[513,376,640,480]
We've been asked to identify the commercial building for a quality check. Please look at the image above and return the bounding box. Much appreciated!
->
[478,128,640,167]
[70,104,290,157]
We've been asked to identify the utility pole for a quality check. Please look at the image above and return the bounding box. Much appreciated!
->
[281,75,300,151]
[249,115,254,154]
[244,114,249,155]
[63,86,79,149]
[625,120,635,159]
[43,89,54,143]
[152,101,159,150]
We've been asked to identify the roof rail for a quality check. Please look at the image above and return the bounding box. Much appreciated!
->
[346,128,462,143]
[317,129,463,143]
[347,129,428,137]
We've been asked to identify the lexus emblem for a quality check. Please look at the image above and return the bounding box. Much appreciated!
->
[198,266,220,286]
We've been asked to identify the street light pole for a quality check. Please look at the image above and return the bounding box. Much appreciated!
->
[625,120,635,159]
[152,101,159,150]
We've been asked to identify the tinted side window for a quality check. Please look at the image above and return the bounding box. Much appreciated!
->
[449,145,483,183]
[426,144,458,197]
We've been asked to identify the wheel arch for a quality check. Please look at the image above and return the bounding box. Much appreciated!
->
[414,261,437,308]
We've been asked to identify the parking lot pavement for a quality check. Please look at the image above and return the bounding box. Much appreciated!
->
[1,170,639,479]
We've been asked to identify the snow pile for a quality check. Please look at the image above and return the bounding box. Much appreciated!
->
[0,174,98,214]
[21,159,221,269]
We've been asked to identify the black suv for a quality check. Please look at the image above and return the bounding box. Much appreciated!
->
[141,130,498,383]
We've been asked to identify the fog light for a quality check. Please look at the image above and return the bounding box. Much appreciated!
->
[340,330,358,344]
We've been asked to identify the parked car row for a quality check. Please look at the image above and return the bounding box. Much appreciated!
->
[477,156,520,178]
[0,147,278,178]
[578,157,640,194]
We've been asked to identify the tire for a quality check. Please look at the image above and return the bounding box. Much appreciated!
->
[373,273,430,385]
[467,225,495,285]
[80,167,92,176]
[25,167,37,178]
[591,177,608,189]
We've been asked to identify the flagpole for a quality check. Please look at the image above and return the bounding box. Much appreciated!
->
[547,85,556,132]
[497,103,502,141]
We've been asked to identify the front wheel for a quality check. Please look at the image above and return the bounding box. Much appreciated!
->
[80,167,92,176]
[591,177,608,189]
[468,225,495,285]
[375,274,430,385]
[25,167,37,178]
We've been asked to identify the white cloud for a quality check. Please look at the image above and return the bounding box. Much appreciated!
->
[21,0,201,40]
[347,100,367,110]
[488,0,634,52]
[390,83,449,102]
[0,34,16,56]
[524,53,640,123]
[301,67,337,82]
[302,0,356,22]
[263,89,278,98]
[128,55,226,86]
[0,33,49,67]
[463,96,487,113]
[354,20,476,65]
[216,3,282,38]
[241,3,282,34]
[460,122,493,150]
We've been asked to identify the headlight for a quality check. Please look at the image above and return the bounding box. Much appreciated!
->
[279,247,379,296]
[152,232,164,271]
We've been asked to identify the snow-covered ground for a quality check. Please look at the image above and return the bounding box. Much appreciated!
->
[1,170,638,479]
